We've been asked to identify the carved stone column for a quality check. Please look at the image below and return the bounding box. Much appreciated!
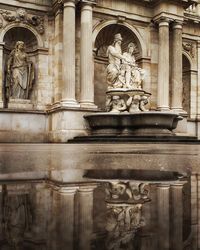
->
[54,9,63,103]
[0,42,4,108]
[61,0,79,107]
[157,18,170,110]
[171,21,184,113]
[80,0,97,108]
[157,184,170,250]
[171,183,184,250]
[78,184,97,250]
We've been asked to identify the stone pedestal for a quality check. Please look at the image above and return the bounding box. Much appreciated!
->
[157,184,170,250]
[8,99,33,110]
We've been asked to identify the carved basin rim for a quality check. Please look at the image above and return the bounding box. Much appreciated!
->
[84,111,183,132]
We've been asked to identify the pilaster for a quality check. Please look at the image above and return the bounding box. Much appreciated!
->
[0,42,5,108]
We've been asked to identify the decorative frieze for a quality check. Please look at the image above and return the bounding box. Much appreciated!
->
[0,8,45,34]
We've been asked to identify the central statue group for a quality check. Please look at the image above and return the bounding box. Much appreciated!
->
[106,33,145,90]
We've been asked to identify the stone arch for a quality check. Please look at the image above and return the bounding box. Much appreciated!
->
[93,20,147,58]
[92,20,147,109]
[0,23,43,48]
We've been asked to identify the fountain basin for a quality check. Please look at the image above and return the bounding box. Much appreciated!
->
[84,111,183,136]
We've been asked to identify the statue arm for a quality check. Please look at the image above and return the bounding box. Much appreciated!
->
[7,50,15,73]
[108,46,125,60]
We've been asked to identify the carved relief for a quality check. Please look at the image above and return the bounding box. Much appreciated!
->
[0,8,45,34]
[104,181,150,203]
[183,42,195,58]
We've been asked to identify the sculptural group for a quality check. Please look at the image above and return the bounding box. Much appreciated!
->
[106,33,145,90]
[106,34,149,113]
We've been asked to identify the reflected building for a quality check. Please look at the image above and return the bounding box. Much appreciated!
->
[0,0,200,249]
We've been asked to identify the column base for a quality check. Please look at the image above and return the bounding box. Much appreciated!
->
[156,106,170,111]
[80,102,98,109]
[60,99,80,108]
[171,108,187,115]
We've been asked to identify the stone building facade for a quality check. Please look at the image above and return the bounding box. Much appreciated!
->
[0,0,200,249]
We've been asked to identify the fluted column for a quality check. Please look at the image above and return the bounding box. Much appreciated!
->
[78,184,97,250]
[171,21,184,113]
[171,183,184,250]
[80,0,97,108]
[157,184,170,250]
[61,0,79,107]
[0,42,4,108]
[157,19,170,110]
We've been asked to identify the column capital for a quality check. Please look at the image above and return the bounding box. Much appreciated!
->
[154,17,172,26]
[80,0,97,5]
[78,184,98,193]
[51,184,78,194]
[172,20,183,30]
[171,183,185,188]
[157,183,170,189]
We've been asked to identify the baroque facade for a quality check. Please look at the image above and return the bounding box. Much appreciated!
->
[0,0,200,249]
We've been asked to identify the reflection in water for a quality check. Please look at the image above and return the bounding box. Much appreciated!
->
[103,181,149,250]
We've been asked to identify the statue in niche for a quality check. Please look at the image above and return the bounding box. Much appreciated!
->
[122,42,145,89]
[5,41,34,100]
[106,33,127,89]
[106,34,145,90]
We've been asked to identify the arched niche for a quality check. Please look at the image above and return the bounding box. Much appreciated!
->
[182,54,191,115]
[2,26,39,107]
[93,23,144,109]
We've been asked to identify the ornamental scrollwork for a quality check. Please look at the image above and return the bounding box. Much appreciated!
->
[0,8,45,34]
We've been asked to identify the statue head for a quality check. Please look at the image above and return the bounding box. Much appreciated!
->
[127,42,137,53]
[113,33,123,45]
[15,41,25,51]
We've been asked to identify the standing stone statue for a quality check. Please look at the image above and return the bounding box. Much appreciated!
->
[5,41,34,100]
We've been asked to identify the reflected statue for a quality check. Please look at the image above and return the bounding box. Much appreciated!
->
[5,41,34,100]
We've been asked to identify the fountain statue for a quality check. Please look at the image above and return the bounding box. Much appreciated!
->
[68,33,183,142]
[106,33,149,113]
